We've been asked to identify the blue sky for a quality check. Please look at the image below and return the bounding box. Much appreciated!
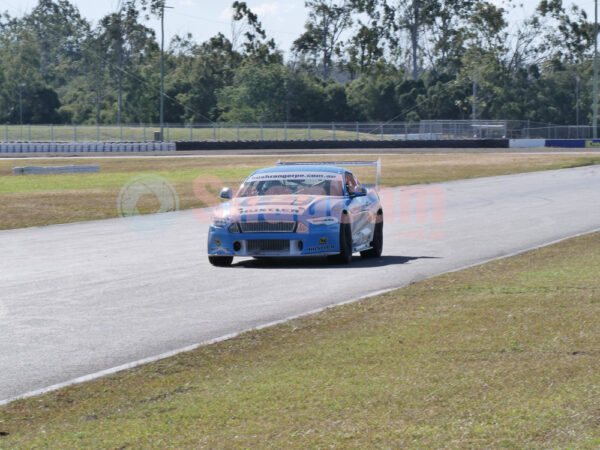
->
[0,0,596,55]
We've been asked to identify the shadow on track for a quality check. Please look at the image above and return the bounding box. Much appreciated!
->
[232,255,441,269]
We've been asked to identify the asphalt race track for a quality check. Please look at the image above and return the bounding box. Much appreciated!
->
[1,165,600,402]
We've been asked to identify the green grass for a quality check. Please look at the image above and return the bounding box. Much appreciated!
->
[0,154,599,230]
[0,167,251,194]
[1,232,599,447]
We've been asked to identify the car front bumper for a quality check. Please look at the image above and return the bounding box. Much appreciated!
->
[207,226,340,257]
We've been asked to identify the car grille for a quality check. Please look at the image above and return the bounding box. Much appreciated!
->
[240,221,296,233]
[246,240,290,252]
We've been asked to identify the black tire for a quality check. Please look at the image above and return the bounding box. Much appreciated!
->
[361,220,383,258]
[208,255,233,267]
[331,222,353,264]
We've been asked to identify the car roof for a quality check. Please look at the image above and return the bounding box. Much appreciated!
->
[250,165,347,176]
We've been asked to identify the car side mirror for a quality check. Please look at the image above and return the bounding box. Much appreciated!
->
[351,187,367,198]
[220,187,233,199]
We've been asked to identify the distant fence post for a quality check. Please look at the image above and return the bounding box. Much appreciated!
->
[167,124,170,142]
[189,122,193,141]
[50,124,54,143]
[332,122,336,140]
[380,122,384,140]
[356,122,359,140]
[236,123,240,141]
[284,122,288,141]
[213,123,217,141]
[143,125,146,142]
[307,122,311,140]
[4,124,7,142]
[260,123,264,141]
[119,124,123,142]
[74,124,77,142]
[27,124,31,142]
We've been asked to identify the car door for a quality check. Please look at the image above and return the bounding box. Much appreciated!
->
[345,172,374,248]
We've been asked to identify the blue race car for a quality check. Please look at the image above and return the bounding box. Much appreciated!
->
[207,161,383,266]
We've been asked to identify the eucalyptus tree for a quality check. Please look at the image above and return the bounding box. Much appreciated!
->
[98,1,158,124]
[230,1,282,65]
[293,0,354,80]
[384,0,439,79]
[167,32,243,122]
[0,12,61,124]
[24,0,90,86]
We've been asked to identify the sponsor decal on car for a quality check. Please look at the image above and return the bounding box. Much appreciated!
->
[308,216,338,225]
[246,172,340,182]
[238,207,302,215]
[307,244,335,253]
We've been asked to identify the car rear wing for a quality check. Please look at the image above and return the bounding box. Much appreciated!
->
[276,159,381,188]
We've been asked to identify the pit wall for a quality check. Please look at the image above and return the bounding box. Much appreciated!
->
[0,139,598,153]
[0,139,508,153]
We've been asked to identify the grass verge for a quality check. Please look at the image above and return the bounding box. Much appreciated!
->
[1,232,600,447]
[1,124,411,142]
[1,153,599,230]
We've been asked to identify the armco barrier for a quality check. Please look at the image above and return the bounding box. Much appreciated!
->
[509,139,546,148]
[175,139,510,151]
[0,142,176,153]
[515,139,600,149]
[13,165,100,175]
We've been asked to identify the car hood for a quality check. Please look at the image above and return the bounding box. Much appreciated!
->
[213,195,347,222]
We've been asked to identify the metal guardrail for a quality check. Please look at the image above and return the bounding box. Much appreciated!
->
[0,121,594,143]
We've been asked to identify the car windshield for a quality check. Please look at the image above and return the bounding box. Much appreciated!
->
[237,171,345,197]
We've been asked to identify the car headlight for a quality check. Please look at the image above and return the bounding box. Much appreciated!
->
[296,222,309,233]
[212,217,229,228]
[228,223,241,233]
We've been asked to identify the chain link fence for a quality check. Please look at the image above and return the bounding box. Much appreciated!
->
[1,120,595,142]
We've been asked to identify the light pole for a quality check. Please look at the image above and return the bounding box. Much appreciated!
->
[159,2,173,142]
[594,0,598,139]
[471,68,479,136]
[472,74,477,122]
[576,76,580,128]
[18,83,25,126]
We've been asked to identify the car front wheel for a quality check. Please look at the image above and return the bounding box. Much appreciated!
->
[330,222,353,264]
[361,220,383,258]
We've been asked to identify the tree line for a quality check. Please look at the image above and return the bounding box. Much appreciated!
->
[0,0,594,125]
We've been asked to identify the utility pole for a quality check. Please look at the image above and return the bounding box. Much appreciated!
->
[18,83,25,126]
[576,76,580,128]
[594,0,598,139]
[472,70,478,122]
[159,2,173,142]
